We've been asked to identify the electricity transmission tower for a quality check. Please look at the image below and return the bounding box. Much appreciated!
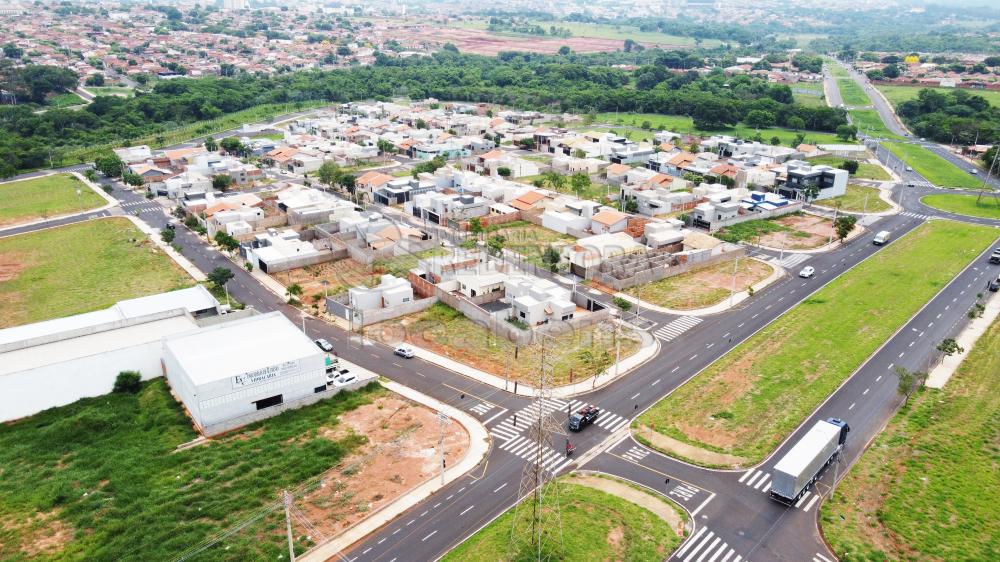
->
[975,139,1000,207]
[508,336,566,561]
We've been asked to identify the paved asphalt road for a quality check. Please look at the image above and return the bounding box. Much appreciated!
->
[6,131,1000,560]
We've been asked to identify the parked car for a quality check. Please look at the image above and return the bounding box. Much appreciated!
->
[327,368,352,386]
[799,266,815,278]
[314,338,334,352]
[873,231,891,245]
[394,345,415,359]
[332,371,358,387]
[568,406,600,432]
[989,249,1000,264]
[988,278,999,292]
[905,166,913,172]
[970,169,978,175]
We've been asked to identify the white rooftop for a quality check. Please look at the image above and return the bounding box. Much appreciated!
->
[162,312,321,386]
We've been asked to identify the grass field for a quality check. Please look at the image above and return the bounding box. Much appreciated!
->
[628,258,774,311]
[593,113,841,146]
[826,61,850,79]
[87,86,135,97]
[876,84,1000,108]
[46,92,86,108]
[460,19,721,47]
[0,173,105,227]
[835,78,872,107]
[848,108,904,140]
[370,303,640,386]
[0,378,381,561]
[884,142,983,189]
[806,155,891,181]
[814,185,891,213]
[793,91,827,108]
[0,218,192,327]
[484,221,576,267]
[443,476,685,562]
[921,193,1000,219]
[516,174,612,202]
[821,316,1000,561]
[637,220,998,465]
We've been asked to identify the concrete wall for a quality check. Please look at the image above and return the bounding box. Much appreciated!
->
[326,295,439,327]
[703,202,803,232]
[591,246,746,291]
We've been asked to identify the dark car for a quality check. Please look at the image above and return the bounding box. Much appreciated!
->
[568,406,600,432]
[989,278,999,292]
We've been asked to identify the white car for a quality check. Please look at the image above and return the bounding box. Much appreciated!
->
[332,372,358,387]
[394,345,415,359]
[799,266,815,278]
[326,367,351,386]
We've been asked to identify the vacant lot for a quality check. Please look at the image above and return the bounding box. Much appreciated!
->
[716,213,843,250]
[0,379,464,560]
[443,476,685,562]
[884,142,982,189]
[806,155,891,181]
[46,92,86,108]
[369,303,640,385]
[0,218,192,327]
[0,174,104,227]
[592,113,841,146]
[814,185,892,213]
[921,193,1000,220]
[486,221,576,266]
[629,258,774,310]
[876,84,1000,108]
[822,316,1000,561]
[638,221,998,465]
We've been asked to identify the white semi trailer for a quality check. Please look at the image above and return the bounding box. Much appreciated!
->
[769,418,850,504]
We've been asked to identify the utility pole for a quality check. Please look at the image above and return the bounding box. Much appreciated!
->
[283,490,295,562]
[438,411,451,486]
[729,254,740,306]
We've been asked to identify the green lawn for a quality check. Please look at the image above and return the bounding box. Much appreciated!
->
[458,19,720,47]
[822,315,1000,561]
[516,174,613,202]
[371,303,639,386]
[805,155,891,181]
[0,218,193,327]
[876,84,1000,108]
[443,477,685,562]
[884,142,983,189]
[793,91,827,108]
[637,220,998,465]
[0,378,381,561]
[46,92,86,108]
[921,193,1000,219]
[826,61,851,80]
[593,113,841,146]
[87,86,135,97]
[0,173,105,227]
[814,184,891,213]
[848,108,904,140]
[835,78,871,107]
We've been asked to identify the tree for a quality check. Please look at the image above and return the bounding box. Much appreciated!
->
[85,73,105,87]
[468,217,484,235]
[839,160,859,174]
[112,371,142,394]
[340,174,357,198]
[486,235,505,257]
[516,138,535,150]
[122,172,145,187]
[882,64,900,79]
[801,184,821,203]
[207,266,235,288]
[496,166,511,178]
[317,161,342,187]
[558,46,571,56]
[287,283,303,297]
[377,138,395,155]
[214,231,239,252]
[570,172,590,197]
[160,228,175,244]
[893,365,926,407]
[542,171,567,190]
[613,296,632,313]
[204,136,217,152]
[640,120,652,130]
[83,169,98,182]
[744,109,775,129]
[94,152,125,178]
[541,245,562,272]
[833,215,857,242]
[936,338,963,357]
[212,174,233,191]
[836,124,857,141]
[219,136,243,156]
[770,136,781,146]
[787,116,806,131]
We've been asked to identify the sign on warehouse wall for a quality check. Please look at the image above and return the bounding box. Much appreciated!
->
[231,360,299,389]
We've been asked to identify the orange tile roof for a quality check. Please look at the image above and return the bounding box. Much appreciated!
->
[606,163,630,175]
[480,149,505,160]
[357,171,394,187]
[668,152,695,166]
[591,209,629,226]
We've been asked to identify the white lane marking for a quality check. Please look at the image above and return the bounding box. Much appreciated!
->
[737,323,745,328]
[674,527,707,559]
[684,531,715,561]
[433,503,441,508]
[406,519,415,526]
[392,528,400,535]
[631,392,641,400]
[482,408,508,426]
[420,510,428,516]
[459,505,474,516]
[706,343,714,349]
[696,537,722,562]
[899,352,905,358]
[803,494,821,512]
[849,402,855,410]
[362,548,372,554]
[753,473,770,490]
[795,491,812,508]
[746,470,763,487]
[738,468,754,483]
[493,483,507,493]
[863,388,870,395]
[377,538,386,544]
[689,354,698,361]
[652,379,661,386]
[722,333,730,339]
[422,530,437,541]
[876,375,882,382]
[671,366,680,373]
[691,492,715,517]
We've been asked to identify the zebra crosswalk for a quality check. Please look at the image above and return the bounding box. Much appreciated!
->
[900,211,930,220]
[671,527,744,562]
[621,445,650,463]
[737,467,823,511]
[773,253,811,269]
[488,398,631,442]
[497,436,574,475]
[653,316,702,342]
[669,483,701,503]
[469,402,495,416]
[814,552,835,562]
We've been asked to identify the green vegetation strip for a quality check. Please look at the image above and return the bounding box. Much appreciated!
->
[822,315,1000,561]
[847,108,903,140]
[876,84,1000,109]
[920,193,1000,220]
[592,113,840,146]
[0,380,381,560]
[806,155,890,181]
[814,185,891,213]
[0,173,104,226]
[835,79,871,107]
[638,220,998,465]
[443,477,685,562]
[0,218,192,327]
[884,142,983,189]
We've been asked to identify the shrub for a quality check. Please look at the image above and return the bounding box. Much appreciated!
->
[112,371,142,394]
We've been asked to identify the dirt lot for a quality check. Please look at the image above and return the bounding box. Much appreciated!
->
[629,258,774,311]
[758,214,841,250]
[271,258,376,311]
[407,26,646,55]
[295,395,469,539]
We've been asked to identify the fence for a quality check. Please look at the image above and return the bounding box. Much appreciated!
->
[702,202,803,232]
[326,295,439,327]
[590,245,747,291]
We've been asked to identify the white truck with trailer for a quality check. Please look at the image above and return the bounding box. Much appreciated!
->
[769,418,850,505]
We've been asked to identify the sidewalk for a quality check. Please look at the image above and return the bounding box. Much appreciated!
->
[0,171,119,234]
[401,323,659,398]
[614,257,786,317]
[299,380,490,562]
[926,291,1000,388]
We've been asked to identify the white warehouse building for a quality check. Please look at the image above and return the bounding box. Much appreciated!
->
[161,312,328,436]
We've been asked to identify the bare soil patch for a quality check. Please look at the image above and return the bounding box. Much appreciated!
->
[0,252,27,283]
[630,258,773,311]
[633,428,750,467]
[759,214,840,250]
[294,396,469,538]
[408,26,644,55]
[0,509,74,558]
[272,258,376,312]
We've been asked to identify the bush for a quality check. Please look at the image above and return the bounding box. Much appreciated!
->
[112,371,142,394]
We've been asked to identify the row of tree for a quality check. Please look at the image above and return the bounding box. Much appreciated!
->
[894,88,999,146]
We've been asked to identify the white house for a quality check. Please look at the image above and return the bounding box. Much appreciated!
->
[348,274,414,311]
